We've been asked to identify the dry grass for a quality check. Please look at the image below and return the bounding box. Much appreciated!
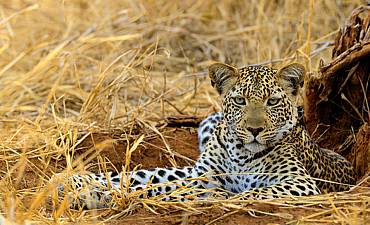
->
[0,0,369,224]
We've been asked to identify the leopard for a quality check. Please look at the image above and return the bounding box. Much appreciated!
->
[52,62,356,209]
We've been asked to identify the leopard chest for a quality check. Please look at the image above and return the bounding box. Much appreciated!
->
[207,146,298,193]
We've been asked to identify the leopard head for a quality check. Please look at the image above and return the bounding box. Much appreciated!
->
[209,62,305,153]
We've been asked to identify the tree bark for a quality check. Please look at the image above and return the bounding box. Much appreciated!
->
[304,5,370,178]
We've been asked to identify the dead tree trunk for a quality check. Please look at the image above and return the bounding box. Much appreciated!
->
[304,5,370,179]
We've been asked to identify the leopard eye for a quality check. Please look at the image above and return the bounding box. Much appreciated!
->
[234,96,246,105]
[267,98,279,106]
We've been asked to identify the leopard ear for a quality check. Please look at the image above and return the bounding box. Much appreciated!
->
[276,63,305,96]
[209,63,239,95]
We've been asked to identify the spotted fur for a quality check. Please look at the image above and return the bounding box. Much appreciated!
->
[53,63,356,209]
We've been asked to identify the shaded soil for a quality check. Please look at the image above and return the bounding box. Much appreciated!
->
[70,128,291,224]
[2,126,370,224]
[50,128,370,224]
[79,128,200,171]
[104,204,303,225]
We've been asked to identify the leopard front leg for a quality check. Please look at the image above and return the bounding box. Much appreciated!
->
[51,172,120,209]
[52,166,213,209]
[235,175,320,200]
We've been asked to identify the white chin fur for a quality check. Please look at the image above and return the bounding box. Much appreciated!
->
[245,142,267,153]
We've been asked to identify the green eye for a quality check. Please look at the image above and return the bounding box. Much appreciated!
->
[234,96,246,105]
[267,98,279,106]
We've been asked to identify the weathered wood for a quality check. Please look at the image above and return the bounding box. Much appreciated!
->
[163,115,203,128]
[352,124,370,178]
[304,5,370,179]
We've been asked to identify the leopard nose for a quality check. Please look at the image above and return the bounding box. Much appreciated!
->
[247,127,264,136]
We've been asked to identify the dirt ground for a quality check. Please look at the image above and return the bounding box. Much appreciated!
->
[1,1,369,225]
[0,127,331,224]
[13,126,364,225]
[76,128,290,224]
